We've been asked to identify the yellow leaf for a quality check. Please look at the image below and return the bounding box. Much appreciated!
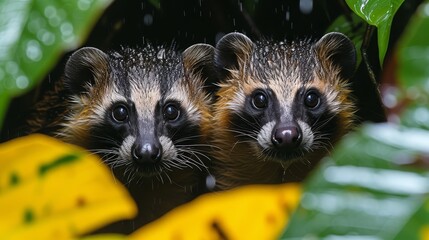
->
[421,225,429,240]
[0,134,137,240]
[130,183,301,240]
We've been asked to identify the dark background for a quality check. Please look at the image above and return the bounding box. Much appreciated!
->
[1,0,423,141]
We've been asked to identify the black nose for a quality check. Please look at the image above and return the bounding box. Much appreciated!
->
[132,142,162,164]
[271,125,302,149]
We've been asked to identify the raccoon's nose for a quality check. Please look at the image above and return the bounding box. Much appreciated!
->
[132,142,162,164]
[272,125,302,149]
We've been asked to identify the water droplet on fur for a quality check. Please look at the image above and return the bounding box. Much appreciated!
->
[285,11,290,21]
[205,175,216,190]
[157,49,165,60]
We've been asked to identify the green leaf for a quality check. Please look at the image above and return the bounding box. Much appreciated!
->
[384,1,429,129]
[345,0,404,65]
[280,124,429,239]
[397,1,429,98]
[0,0,113,128]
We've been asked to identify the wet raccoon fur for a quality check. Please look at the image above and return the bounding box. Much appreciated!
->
[210,32,357,190]
[26,44,215,230]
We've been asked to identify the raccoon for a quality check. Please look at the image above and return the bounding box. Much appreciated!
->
[210,32,357,190]
[26,44,215,230]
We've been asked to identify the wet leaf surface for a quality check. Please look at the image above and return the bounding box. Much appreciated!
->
[0,0,112,127]
[281,124,429,239]
[345,0,404,64]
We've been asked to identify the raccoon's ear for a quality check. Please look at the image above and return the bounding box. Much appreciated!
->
[183,43,217,92]
[314,32,357,80]
[214,32,254,79]
[64,47,110,95]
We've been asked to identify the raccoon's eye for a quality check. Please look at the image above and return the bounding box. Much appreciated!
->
[163,103,180,121]
[252,92,268,109]
[304,91,320,109]
[112,105,129,122]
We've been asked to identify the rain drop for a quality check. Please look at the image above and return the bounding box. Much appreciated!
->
[143,14,153,26]
[26,40,43,62]
[205,175,216,190]
[16,75,29,89]
[215,32,225,43]
[285,11,290,21]
[299,0,313,14]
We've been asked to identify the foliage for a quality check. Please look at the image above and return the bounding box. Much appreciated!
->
[0,0,428,239]
[0,134,136,240]
[280,0,429,238]
[130,184,301,240]
[345,0,404,65]
[0,0,112,128]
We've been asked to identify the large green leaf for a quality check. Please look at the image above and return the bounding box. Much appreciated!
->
[0,0,113,127]
[280,124,429,239]
[345,0,404,65]
[384,1,429,130]
[397,2,429,90]
[281,1,429,238]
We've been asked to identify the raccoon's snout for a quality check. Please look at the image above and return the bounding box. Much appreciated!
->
[271,124,302,149]
[132,141,163,164]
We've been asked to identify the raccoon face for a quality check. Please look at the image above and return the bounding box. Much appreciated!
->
[214,32,356,163]
[61,44,214,180]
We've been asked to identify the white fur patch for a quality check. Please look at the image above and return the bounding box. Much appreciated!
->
[159,135,177,161]
[119,135,135,162]
[257,121,276,149]
[297,119,314,151]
